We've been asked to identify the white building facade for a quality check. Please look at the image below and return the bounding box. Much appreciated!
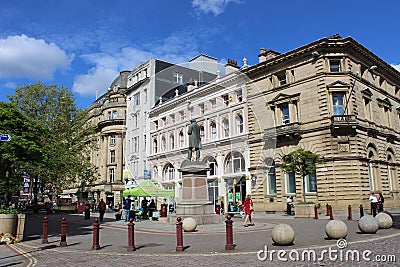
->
[148,61,252,212]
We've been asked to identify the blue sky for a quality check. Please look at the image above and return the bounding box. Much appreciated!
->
[1,0,399,109]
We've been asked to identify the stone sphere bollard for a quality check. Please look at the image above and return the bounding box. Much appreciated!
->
[182,217,197,232]
[358,215,379,234]
[271,224,295,245]
[325,220,348,239]
[375,213,393,229]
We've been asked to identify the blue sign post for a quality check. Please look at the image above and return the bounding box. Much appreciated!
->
[0,133,11,142]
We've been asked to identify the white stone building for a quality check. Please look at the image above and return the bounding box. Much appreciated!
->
[148,59,253,212]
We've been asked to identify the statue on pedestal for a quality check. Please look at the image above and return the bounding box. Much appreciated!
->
[187,119,201,161]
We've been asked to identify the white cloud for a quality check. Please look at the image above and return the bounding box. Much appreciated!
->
[192,0,242,16]
[73,48,156,96]
[73,32,201,97]
[391,64,400,72]
[0,34,72,79]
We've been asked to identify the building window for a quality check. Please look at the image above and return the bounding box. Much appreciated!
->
[189,107,194,117]
[154,121,158,130]
[153,139,158,154]
[304,173,317,193]
[109,169,115,183]
[170,134,175,150]
[133,136,139,152]
[387,153,395,191]
[364,98,373,121]
[211,122,217,140]
[222,94,229,106]
[170,114,175,124]
[112,111,118,120]
[211,99,217,110]
[368,150,376,191]
[110,134,116,145]
[223,119,230,137]
[236,89,243,102]
[110,150,115,163]
[281,104,290,124]
[285,172,296,194]
[174,72,183,84]
[133,113,138,129]
[329,60,341,72]
[200,103,205,114]
[236,115,244,134]
[179,131,184,147]
[161,136,166,151]
[134,93,140,106]
[206,157,218,176]
[179,111,184,121]
[200,125,205,140]
[164,163,175,181]
[226,152,245,173]
[278,73,287,86]
[267,166,277,195]
[332,92,345,115]
[143,89,147,104]
[108,111,112,120]
[161,117,167,127]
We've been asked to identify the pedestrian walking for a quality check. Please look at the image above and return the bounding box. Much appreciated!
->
[243,195,254,227]
[98,199,107,222]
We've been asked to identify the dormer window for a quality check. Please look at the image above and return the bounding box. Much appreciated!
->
[329,60,341,72]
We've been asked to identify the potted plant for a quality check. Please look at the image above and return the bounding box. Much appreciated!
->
[0,205,26,242]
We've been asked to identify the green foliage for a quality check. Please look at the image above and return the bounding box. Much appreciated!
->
[5,82,98,199]
[0,102,47,201]
[0,204,20,214]
[280,148,324,178]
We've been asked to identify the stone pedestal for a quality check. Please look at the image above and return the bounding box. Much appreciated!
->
[170,161,221,225]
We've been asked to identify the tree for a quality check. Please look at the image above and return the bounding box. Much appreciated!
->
[0,102,47,205]
[8,82,97,201]
[280,148,324,202]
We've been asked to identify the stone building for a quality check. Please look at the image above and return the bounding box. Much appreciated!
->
[245,35,400,212]
[125,56,217,186]
[148,59,252,212]
[72,71,129,206]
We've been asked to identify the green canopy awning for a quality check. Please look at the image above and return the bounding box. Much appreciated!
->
[122,180,174,197]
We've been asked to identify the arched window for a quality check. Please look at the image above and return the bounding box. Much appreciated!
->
[236,114,244,134]
[163,163,175,181]
[170,134,175,150]
[386,149,396,191]
[200,125,205,140]
[210,122,217,140]
[226,152,245,173]
[367,145,377,191]
[179,131,184,147]
[204,156,218,176]
[265,158,276,195]
[223,119,229,137]
[283,155,296,194]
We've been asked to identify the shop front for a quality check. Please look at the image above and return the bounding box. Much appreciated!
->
[225,176,246,212]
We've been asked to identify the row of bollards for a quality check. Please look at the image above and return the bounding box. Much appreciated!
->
[41,215,236,252]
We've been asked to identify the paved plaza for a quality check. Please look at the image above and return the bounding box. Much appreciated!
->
[1,210,400,266]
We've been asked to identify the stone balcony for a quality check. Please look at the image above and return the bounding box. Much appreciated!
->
[330,115,357,136]
[263,122,301,141]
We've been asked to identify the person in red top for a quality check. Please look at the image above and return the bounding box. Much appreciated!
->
[243,194,254,227]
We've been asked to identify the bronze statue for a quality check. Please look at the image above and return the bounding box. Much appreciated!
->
[187,119,201,161]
